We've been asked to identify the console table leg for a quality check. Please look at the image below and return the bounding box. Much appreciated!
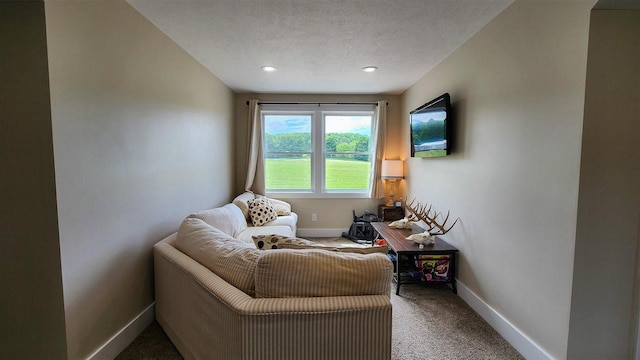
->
[395,262,401,295]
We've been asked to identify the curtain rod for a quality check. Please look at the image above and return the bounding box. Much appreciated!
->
[245,101,388,106]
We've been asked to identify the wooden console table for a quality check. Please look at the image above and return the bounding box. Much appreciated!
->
[371,222,458,295]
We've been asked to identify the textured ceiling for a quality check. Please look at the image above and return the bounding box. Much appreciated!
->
[128,0,514,95]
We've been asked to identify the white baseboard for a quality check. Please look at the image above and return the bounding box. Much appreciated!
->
[297,228,346,237]
[456,280,552,360]
[87,302,155,360]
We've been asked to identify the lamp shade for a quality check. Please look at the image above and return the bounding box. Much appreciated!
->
[381,160,403,179]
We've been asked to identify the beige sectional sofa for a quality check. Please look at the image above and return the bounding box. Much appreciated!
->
[154,194,393,360]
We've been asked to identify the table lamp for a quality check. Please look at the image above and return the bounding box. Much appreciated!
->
[381,160,403,206]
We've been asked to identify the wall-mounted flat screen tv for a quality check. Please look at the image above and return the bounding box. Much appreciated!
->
[410,93,451,158]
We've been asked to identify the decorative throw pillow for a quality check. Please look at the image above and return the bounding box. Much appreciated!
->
[247,198,278,226]
[252,234,315,250]
[268,198,292,216]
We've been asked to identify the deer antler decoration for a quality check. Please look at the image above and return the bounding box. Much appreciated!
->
[404,198,460,236]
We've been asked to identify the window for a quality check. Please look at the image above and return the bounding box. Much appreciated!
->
[263,113,312,191]
[324,114,372,190]
[262,105,375,198]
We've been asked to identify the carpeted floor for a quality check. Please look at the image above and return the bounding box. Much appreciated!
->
[116,321,181,360]
[389,286,522,360]
[117,237,523,360]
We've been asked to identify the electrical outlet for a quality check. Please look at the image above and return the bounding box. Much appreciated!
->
[311,213,317,222]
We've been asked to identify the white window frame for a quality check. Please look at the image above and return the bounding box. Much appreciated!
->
[261,104,375,199]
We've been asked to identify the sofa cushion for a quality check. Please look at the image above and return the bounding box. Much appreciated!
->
[268,198,292,216]
[278,243,389,254]
[248,198,278,226]
[252,234,315,250]
[174,217,261,296]
[188,203,247,238]
[254,249,392,298]
[236,225,294,244]
[232,191,255,219]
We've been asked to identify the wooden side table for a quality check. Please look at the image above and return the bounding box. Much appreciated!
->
[377,205,404,222]
[371,222,458,295]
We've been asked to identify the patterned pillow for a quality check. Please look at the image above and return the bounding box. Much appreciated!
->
[279,243,389,254]
[248,198,278,226]
[252,234,315,250]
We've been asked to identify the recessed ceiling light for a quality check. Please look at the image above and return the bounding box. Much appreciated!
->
[261,65,277,72]
[362,66,378,73]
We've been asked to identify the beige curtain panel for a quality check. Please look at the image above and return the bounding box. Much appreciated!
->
[244,100,265,194]
[369,100,387,198]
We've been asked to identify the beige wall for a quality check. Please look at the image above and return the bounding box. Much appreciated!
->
[0,2,68,358]
[44,1,235,358]
[400,1,594,358]
[567,8,640,359]
[234,93,402,232]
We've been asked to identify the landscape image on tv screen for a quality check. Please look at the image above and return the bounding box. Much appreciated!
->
[411,109,447,158]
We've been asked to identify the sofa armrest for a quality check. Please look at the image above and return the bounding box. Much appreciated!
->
[264,211,298,234]
[239,297,391,360]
